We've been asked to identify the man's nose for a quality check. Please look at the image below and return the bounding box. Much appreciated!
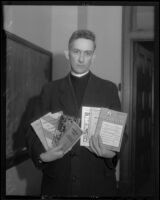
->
[78,52,85,63]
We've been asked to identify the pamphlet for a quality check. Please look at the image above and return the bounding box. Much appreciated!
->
[80,106,127,152]
[31,111,63,150]
[95,108,128,152]
[31,117,49,151]
[31,112,83,153]
[80,106,91,146]
[80,106,101,146]
[58,121,83,154]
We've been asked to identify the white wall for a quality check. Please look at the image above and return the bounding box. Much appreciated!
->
[87,6,122,85]
[3,6,52,51]
[51,6,78,80]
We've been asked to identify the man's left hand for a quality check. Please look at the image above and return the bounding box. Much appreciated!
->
[87,135,116,158]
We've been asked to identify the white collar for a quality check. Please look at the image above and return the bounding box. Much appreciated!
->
[71,71,89,78]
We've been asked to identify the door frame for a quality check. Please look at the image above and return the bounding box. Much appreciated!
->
[120,6,155,195]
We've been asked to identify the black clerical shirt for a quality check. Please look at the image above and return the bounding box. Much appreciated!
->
[70,72,90,110]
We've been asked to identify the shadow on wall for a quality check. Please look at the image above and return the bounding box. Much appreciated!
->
[9,94,43,196]
[16,159,42,195]
[7,54,69,196]
[9,74,47,196]
[52,53,70,80]
[6,158,42,196]
[13,159,42,195]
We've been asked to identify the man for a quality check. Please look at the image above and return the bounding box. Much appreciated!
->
[26,29,121,197]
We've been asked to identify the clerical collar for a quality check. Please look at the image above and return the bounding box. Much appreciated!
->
[71,70,89,78]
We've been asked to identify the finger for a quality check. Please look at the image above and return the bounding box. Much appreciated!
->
[98,135,105,149]
[89,136,99,156]
[54,151,64,158]
[49,147,64,155]
[89,137,96,154]
[92,136,101,155]
[51,149,64,159]
[97,135,107,156]
[98,135,116,158]
[53,143,64,151]
[40,150,64,162]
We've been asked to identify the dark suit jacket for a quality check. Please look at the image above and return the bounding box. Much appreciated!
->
[25,71,121,197]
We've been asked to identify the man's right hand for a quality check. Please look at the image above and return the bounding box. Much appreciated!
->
[39,144,64,162]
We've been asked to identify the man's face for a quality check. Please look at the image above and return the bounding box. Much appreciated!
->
[67,38,95,74]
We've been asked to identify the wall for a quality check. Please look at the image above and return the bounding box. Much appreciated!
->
[6,159,42,195]
[3,5,52,51]
[87,6,122,85]
[50,6,78,80]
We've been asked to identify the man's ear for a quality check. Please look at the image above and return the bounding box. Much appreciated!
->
[64,50,69,60]
[91,53,96,64]
[92,53,96,60]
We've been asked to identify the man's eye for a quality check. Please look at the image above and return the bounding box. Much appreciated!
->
[85,51,93,56]
[72,50,79,54]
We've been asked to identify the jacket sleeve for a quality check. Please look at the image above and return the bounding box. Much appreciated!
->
[104,83,121,169]
[26,126,47,169]
[25,84,51,169]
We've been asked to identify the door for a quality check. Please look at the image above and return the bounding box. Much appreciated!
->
[132,42,154,195]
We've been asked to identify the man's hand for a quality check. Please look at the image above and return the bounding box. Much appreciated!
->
[88,135,116,158]
[40,144,64,162]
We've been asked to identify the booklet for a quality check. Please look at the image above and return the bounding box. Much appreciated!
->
[58,121,83,154]
[80,106,127,152]
[95,108,128,152]
[31,112,83,153]
[80,106,101,146]
[31,111,63,150]
[80,106,91,146]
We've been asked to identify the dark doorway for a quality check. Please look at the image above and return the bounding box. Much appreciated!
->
[132,41,155,196]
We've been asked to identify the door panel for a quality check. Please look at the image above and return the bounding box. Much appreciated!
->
[133,42,154,194]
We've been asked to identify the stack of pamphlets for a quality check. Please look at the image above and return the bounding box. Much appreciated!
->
[80,107,128,152]
[31,112,83,154]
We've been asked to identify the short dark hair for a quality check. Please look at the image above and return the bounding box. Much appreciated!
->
[68,29,96,50]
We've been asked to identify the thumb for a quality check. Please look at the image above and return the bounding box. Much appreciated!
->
[53,143,63,152]
[45,149,64,161]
